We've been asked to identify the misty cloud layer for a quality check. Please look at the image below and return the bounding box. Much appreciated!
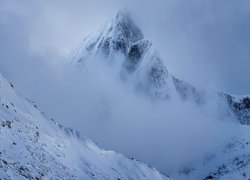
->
[0,0,249,175]
[1,0,250,94]
[61,58,238,174]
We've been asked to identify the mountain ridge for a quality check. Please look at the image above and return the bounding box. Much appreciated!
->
[0,72,169,179]
[71,11,250,125]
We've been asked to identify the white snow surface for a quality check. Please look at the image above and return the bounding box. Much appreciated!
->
[171,123,250,180]
[1,73,250,180]
[70,11,180,100]
[0,73,168,179]
[69,11,250,180]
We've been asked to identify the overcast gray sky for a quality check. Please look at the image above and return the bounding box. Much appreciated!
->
[0,0,249,173]
[0,0,250,127]
[0,0,249,96]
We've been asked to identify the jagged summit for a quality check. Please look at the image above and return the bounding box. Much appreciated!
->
[71,11,144,64]
[114,10,131,22]
[113,10,144,41]
[70,11,213,100]
[71,11,250,125]
[101,10,144,55]
[71,11,174,98]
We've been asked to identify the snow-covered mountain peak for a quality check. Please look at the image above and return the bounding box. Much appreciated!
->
[71,11,250,125]
[71,11,174,99]
[103,10,144,54]
[111,10,144,44]
[71,11,144,65]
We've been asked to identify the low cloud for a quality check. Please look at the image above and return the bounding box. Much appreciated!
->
[0,0,248,175]
[34,56,238,174]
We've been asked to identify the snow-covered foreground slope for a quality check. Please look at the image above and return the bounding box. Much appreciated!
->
[175,124,250,180]
[1,72,249,180]
[0,73,168,179]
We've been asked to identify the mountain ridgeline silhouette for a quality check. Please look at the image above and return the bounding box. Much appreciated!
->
[71,11,250,125]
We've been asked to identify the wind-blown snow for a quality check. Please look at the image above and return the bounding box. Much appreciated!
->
[0,73,168,179]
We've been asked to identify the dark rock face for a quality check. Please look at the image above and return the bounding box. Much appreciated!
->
[123,39,170,99]
[111,11,144,52]
[148,58,168,89]
[172,76,206,104]
[223,94,250,125]
[125,40,151,72]
[97,37,112,56]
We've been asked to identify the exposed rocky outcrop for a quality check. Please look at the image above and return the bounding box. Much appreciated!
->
[223,94,250,124]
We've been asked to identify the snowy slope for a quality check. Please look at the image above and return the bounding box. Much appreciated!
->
[175,124,250,180]
[69,11,250,179]
[71,11,250,125]
[71,11,180,100]
[71,11,144,65]
[0,73,169,179]
[70,11,209,102]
